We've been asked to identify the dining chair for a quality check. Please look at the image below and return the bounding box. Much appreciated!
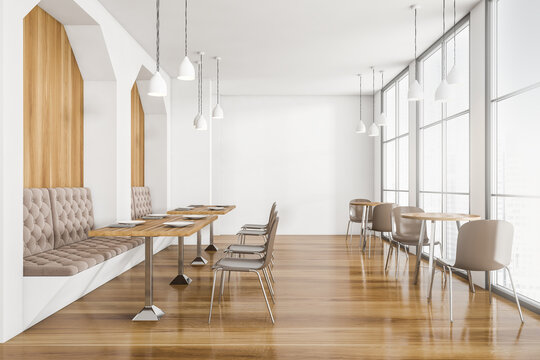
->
[429,220,523,323]
[242,202,277,230]
[237,209,277,245]
[345,198,372,246]
[366,203,395,257]
[388,206,441,279]
[209,217,279,324]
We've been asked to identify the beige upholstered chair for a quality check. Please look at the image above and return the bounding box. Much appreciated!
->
[209,217,279,324]
[131,187,152,219]
[430,220,523,323]
[388,206,441,279]
[345,198,372,246]
[366,203,395,257]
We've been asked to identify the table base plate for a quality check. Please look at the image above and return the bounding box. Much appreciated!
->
[170,274,192,285]
[132,305,164,321]
[205,244,219,252]
[191,256,208,266]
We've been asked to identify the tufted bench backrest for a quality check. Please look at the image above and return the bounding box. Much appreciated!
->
[49,187,95,248]
[23,188,55,257]
[131,186,152,219]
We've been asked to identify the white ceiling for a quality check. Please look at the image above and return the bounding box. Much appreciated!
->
[97,0,481,95]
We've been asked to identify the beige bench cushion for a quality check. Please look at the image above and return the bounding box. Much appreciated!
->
[49,187,94,248]
[23,188,54,257]
[23,236,145,276]
[131,186,152,219]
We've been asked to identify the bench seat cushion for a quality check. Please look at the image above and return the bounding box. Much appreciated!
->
[23,236,145,276]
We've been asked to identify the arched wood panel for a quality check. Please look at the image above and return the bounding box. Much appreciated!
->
[23,6,84,188]
[131,83,145,187]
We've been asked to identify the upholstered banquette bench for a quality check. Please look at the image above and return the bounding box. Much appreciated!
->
[23,187,144,276]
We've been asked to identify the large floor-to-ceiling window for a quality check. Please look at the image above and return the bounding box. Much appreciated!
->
[418,20,470,260]
[489,0,540,304]
[382,72,409,205]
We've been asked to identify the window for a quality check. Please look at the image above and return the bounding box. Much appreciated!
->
[418,22,470,261]
[489,0,540,304]
[382,73,409,205]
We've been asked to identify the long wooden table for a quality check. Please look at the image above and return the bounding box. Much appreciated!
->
[167,205,236,263]
[89,215,217,321]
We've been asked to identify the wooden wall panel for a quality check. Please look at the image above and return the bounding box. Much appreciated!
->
[23,6,84,188]
[131,83,145,187]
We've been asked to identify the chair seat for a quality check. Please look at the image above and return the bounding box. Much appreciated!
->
[226,244,266,254]
[237,229,266,236]
[392,233,436,245]
[243,223,266,229]
[213,257,265,271]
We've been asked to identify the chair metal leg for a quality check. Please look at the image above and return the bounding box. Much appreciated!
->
[208,269,219,324]
[428,261,437,301]
[268,264,275,283]
[395,243,400,278]
[263,267,276,304]
[385,242,394,271]
[250,270,275,324]
[467,270,476,293]
[368,231,372,258]
[413,221,426,285]
[219,269,226,304]
[488,271,492,304]
[505,267,524,323]
[448,267,454,323]
[345,221,351,244]
[349,222,354,245]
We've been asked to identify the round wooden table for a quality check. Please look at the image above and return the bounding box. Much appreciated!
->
[402,212,481,298]
[350,201,389,254]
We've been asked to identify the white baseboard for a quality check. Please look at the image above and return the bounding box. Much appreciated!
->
[23,236,175,329]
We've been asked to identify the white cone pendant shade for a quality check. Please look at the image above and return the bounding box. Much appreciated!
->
[408,79,423,101]
[435,79,451,102]
[368,123,379,137]
[356,120,366,134]
[148,71,167,97]
[212,103,224,119]
[447,64,462,85]
[178,56,195,80]
[194,114,207,130]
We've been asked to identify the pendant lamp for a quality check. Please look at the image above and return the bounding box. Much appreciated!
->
[435,0,451,102]
[194,53,207,131]
[356,74,366,134]
[212,57,224,119]
[177,0,195,80]
[377,70,387,126]
[447,0,462,84]
[148,0,167,97]
[368,67,380,137]
[408,5,423,101]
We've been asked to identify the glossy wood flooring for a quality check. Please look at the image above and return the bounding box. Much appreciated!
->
[3,235,540,359]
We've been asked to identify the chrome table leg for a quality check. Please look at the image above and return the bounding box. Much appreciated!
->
[413,220,426,285]
[191,230,208,266]
[133,237,164,321]
[170,236,192,285]
[205,222,219,251]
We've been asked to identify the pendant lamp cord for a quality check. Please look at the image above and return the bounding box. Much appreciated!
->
[217,58,220,104]
[184,0,188,57]
[442,0,446,79]
[380,71,384,113]
[156,0,160,72]
[453,0,456,65]
[372,68,375,126]
[359,75,362,121]
[414,8,417,60]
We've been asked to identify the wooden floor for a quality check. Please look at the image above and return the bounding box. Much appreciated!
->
[3,235,540,359]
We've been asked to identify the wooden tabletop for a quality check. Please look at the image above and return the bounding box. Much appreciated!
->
[350,201,387,207]
[401,212,481,222]
[89,215,218,237]
[167,205,236,216]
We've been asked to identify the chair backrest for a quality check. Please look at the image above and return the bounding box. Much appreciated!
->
[131,186,152,219]
[262,217,279,268]
[349,198,371,222]
[267,202,277,225]
[392,206,425,238]
[23,188,54,257]
[453,220,514,271]
[49,187,95,248]
[372,203,395,232]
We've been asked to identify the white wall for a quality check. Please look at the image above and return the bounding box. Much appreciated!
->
[84,81,117,227]
[145,114,168,213]
[212,95,374,235]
